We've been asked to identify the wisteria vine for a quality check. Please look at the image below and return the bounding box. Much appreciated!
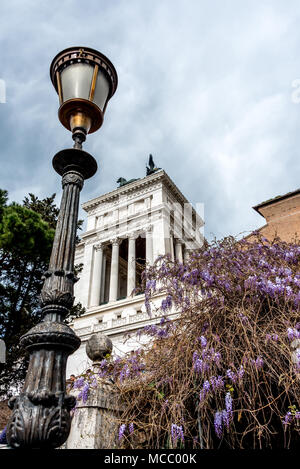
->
[71,235,300,449]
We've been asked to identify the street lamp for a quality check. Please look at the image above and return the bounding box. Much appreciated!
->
[6,47,118,449]
[50,46,118,143]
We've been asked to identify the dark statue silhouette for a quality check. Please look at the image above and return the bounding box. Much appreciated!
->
[146,154,161,176]
[117,155,161,187]
[117,177,139,187]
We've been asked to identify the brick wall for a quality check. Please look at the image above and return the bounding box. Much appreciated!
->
[250,192,300,243]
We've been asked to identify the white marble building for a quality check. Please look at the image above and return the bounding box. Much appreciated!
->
[67,168,203,376]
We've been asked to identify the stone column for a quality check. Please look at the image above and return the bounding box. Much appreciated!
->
[109,238,120,302]
[184,246,190,263]
[80,242,94,308]
[127,234,136,297]
[146,224,153,265]
[100,252,107,304]
[90,244,103,307]
[170,230,175,261]
[175,239,183,263]
[152,216,169,261]
[65,333,120,449]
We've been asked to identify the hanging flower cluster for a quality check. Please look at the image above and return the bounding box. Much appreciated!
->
[171,424,184,446]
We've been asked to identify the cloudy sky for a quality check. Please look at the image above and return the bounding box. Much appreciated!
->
[1,0,300,241]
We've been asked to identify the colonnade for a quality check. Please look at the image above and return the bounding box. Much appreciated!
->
[89,227,186,307]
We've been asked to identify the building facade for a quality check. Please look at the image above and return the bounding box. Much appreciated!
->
[67,167,203,376]
[251,188,300,243]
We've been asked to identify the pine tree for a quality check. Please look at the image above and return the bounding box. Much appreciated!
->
[0,190,85,396]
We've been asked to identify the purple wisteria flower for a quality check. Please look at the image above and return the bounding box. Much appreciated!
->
[222,409,231,429]
[98,369,108,378]
[214,393,234,438]
[193,346,222,373]
[193,358,205,373]
[144,322,171,339]
[214,411,223,439]
[120,364,131,382]
[200,336,207,348]
[99,359,107,369]
[157,328,169,338]
[161,295,172,312]
[129,423,134,435]
[200,270,214,286]
[91,377,98,388]
[287,328,300,341]
[266,333,279,342]
[171,424,184,445]
[78,383,90,403]
[214,352,221,366]
[237,365,245,379]
[255,356,264,369]
[192,351,206,373]
[146,279,156,290]
[160,316,170,325]
[73,377,85,389]
[225,392,233,413]
[199,380,210,401]
[282,412,292,425]
[203,380,210,391]
[118,424,126,441]
[210,375,224,390]
[226,369,237,383]
[144,293,152,317]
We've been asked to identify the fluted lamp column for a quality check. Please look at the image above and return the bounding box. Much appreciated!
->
[6,46,118,449]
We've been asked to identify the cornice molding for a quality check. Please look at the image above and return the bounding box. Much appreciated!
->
[81,170,191,213]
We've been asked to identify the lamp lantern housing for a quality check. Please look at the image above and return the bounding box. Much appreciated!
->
[50,46,118,141]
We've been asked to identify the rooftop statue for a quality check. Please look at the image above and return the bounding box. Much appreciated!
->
[146,154,161,176]
[117,154,161,187]
[117,177,140,187]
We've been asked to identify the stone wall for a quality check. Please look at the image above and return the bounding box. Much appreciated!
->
[65,379,120,449]
[65,332,121,449]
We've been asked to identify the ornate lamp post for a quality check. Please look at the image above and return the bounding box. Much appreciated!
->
[6,47,118,448]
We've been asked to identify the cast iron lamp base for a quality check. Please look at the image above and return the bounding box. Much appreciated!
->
[6,147,97,449]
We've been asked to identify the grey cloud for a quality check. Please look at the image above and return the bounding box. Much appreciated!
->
[1,0,300,240]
